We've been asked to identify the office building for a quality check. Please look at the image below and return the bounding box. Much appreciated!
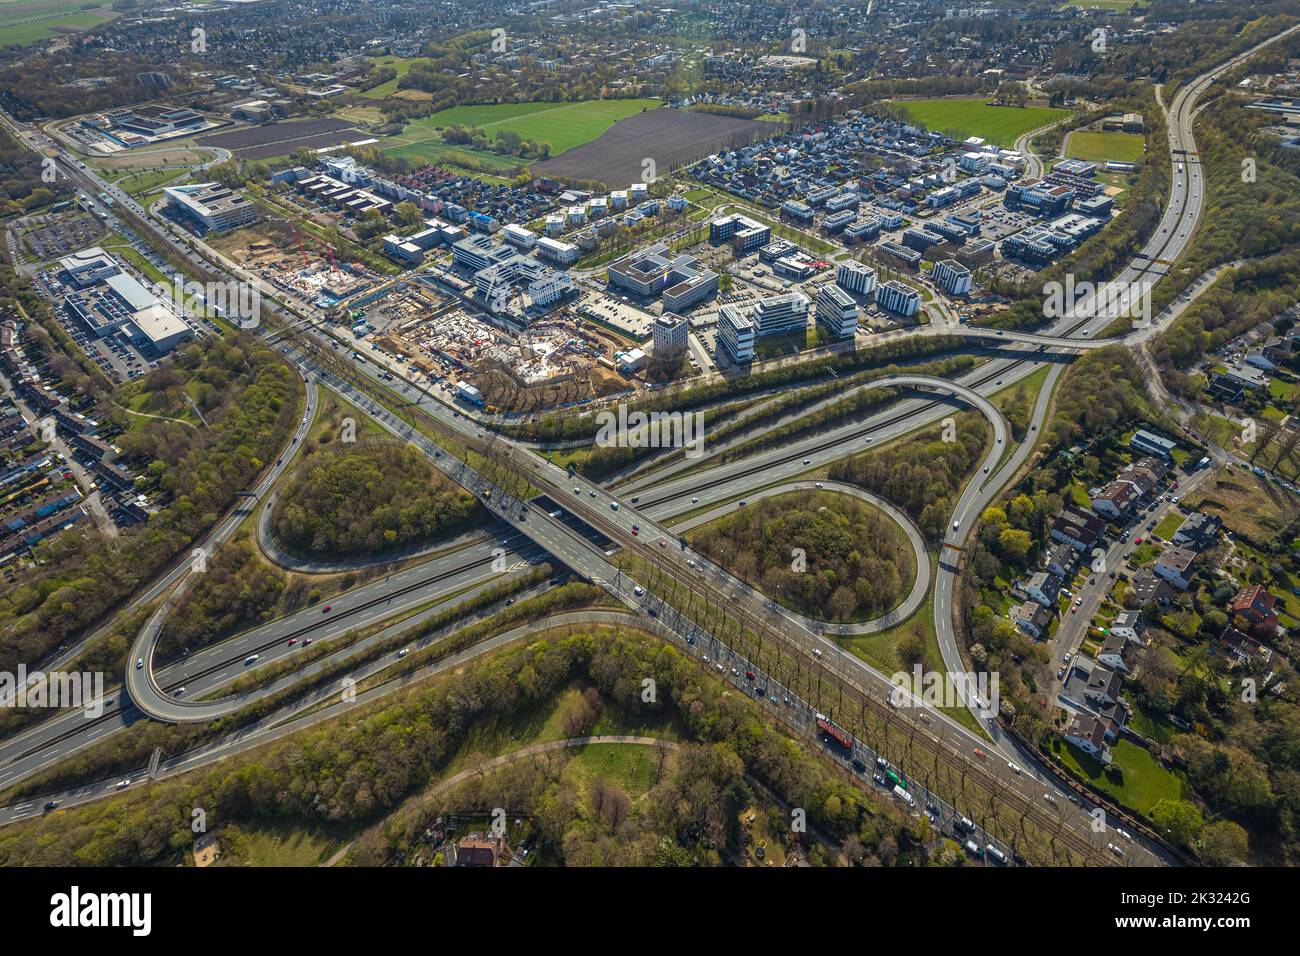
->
[652,313,688,359]
[816,283,858,338]
[876,280,920,317]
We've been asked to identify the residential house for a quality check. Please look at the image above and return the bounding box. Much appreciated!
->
[1229,584,1280,629]
[453,833,508,867]
[1011,601,1052,639]
[1063,713,1113,764]
[1109,610,1145,642]
[1050,505,1106,554]
[1084,665,1123,708]
[1044,542,1079,581]
[1172,511,1222,551]
[1153,545,1198,590]
[1026,570,1060,608]
[1131,569,1177,607]
[1097,633,1138,674]
[1218,625,1274,666]
[1090,478,1142,520]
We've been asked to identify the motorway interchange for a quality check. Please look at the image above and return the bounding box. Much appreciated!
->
[3,25,1298,865]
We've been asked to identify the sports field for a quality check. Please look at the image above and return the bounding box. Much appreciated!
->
[895,98,1071,148]
[1065,129,1145,164]
[379,98,662,167]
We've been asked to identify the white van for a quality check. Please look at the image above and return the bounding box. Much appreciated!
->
[893,785,915,807]
[986,845,1007,864]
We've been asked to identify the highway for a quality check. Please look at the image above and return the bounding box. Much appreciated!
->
[4,27,1297,862]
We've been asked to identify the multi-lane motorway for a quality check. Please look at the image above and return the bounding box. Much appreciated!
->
[3,26,1297,863]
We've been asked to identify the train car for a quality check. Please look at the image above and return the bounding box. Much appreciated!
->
[816,715,854,754]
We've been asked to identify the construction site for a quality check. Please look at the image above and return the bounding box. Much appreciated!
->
[346,282,645,413]
[210,217,379,309]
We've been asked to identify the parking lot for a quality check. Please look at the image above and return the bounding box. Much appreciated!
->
[20,213,106,263]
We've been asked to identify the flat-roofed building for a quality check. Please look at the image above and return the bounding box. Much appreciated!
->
[876,279,920,317]
[717,304,755,363]
[932,258,972,295]
[816,283,858,338]
[59,247,120,287]
[163,183,257,233]
[652,312,688,359]
[752,291,809,337]
[836,260,877,297]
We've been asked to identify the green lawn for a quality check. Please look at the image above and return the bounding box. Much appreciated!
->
[359,54,419,99]
[893,98,1072,148]
[1052,736,1186,816]
[0,2,113,47]
[1066,130,1146,165]
[380,98,662,167]
[565,743,663,798]
[1154,511,1183,540]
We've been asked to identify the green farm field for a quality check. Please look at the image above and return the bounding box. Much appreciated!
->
[894,98,1071,147]
[0,0,114,47]
[379,98,661,167]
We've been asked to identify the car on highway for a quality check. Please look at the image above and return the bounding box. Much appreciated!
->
[303,638,312,646]
[633,585,645,597]
[288,638,297,646]
[631,524,639,535]
[135,658,144,669]
[1057,666,1066,679]
[116,779,131,790]
[244,654,259,665]
[43,801,60,812]
[398,648,409,658]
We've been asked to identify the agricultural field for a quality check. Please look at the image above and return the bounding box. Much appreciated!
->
[0,0,114,48]
[379,98,662,169]
[1065,130,1146,164]
[894,98,1072,147]
[533,107,773,187]
[1061,0,1148,10]
[197,118,368,161]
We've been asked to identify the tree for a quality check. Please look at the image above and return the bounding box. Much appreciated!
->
[1148,799,1204,847]
[1198,820,1249,865]
[997,528,1033,564]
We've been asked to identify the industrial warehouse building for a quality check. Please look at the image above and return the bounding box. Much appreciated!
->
[60,249,191,355]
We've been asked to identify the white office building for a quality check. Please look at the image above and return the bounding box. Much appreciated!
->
[836,260,877,297]
[752,291,810,338]
[653,312,688,359]
[932,258,973,295]
[816,283,859,338]
[876,280,921,317]
[717,304,755,363]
